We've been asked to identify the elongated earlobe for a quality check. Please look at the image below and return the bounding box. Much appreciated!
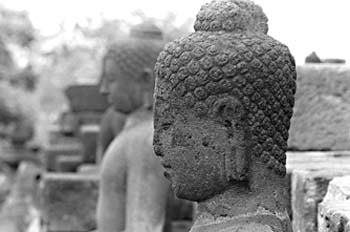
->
[213,96,248,181]
[224,146,248,181]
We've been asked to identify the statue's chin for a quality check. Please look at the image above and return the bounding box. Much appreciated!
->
[173,183,210,202]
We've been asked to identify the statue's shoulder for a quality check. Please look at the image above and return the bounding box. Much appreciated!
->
[124,118,153,142]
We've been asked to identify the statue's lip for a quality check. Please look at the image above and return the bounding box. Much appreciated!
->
[161,161,172,169]
[163,170,171,180]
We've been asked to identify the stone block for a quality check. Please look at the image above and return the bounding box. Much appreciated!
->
[55,155,83,172]
[318,176,350,232]
[75,112,103,127]
[79,125,99,164]
[318,201,350,232]
[77,164,99,174]
[40,173,99,232]
[288,65,350,150]
[287,151,350,171]
[40,172,193,232]
[64,84,108,113]
[48,124,81,145]
[291,169,350,232]
[42,143,82,171]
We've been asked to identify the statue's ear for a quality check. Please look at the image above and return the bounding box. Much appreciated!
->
[212,96,244,126]
[213,97,248,181]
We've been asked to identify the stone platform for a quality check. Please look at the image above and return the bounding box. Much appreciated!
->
[288,151,350,232]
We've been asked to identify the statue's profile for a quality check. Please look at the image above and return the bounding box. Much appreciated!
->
[97,22,170,232]
[153,0,297,231]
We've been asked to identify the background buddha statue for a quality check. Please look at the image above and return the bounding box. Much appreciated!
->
[97,22,170,232]
[95,107,126,163]
[153,0,297,231]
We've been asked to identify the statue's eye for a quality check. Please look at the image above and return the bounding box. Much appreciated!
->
[223,120,232,128]
[172,129,194,147]
[161,123,173,130]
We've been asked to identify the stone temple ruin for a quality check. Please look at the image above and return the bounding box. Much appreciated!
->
[1,0,350,232]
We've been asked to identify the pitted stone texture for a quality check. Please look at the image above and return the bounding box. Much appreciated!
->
[42,143,82,171]
[288,65,350,151]
[64,84,108,113]
[194,0,268,33]
[79,124,99,164]
[318,176,350,232]
[40,173,99,232]
[292,169,350,232]
[155,29,296,176]
[318,201,350,232]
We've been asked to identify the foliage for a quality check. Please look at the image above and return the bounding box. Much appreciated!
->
[0,5,36,48]
[0,81,37,124]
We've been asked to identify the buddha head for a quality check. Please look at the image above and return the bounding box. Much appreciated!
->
[153,0,297,202]
[100,22,165,114]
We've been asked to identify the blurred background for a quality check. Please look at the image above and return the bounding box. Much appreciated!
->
[0,1,348,232]
[0,0,348,145]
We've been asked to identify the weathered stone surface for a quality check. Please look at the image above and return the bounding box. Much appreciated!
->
[55,155,82,172]
[318,201,350,232]
[286,151,350,225]
[42,143,82,171]
[153,0,296,231]
[292,169,350,232]
[323,176,350,202]
[40,173,99,232]
[79,124,99,164]
[64,84,108,113]
[318,176,350,232]
[288,65,350,151]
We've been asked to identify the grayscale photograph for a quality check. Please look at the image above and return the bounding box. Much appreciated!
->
[0,0,348,231]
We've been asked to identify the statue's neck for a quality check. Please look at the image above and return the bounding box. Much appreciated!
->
[192,159,291,232]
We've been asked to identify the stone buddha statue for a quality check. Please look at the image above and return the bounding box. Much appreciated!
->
[96,52,130,163]
[153,0,297,231]
[97,22,170,232]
